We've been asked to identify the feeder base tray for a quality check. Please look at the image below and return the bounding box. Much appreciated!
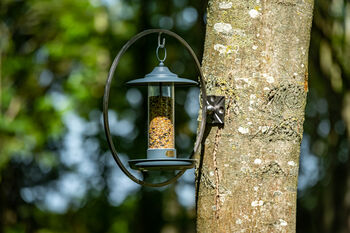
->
[129,159,196,171]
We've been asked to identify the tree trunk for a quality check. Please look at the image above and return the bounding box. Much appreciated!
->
[196,0,314,232]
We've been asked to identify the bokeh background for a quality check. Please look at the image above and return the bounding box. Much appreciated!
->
[0,0,349,232]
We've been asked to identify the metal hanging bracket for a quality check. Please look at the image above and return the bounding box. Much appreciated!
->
[206,95,225,124]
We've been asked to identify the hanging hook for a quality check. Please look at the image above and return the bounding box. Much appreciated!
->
[156,32,166,63]
[158,32,165,48]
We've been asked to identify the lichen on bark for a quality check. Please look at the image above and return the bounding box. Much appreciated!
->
[196,0,314,232]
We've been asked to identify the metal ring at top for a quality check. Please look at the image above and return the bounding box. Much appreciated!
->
[103,29,208,187]
[156,46,167,63]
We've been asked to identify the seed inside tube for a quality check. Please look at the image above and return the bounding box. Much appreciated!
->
[148,96,174,149]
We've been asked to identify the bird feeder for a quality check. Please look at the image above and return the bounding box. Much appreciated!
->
[103,29,225,187]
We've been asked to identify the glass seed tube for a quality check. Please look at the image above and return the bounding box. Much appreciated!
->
[147,83,175,158]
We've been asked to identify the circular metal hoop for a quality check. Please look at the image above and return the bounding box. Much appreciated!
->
[103,29,208,187]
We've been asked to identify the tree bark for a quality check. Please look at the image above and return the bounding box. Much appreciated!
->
[196,0,314,232]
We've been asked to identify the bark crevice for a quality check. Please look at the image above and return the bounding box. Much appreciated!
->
[212,127,222,219]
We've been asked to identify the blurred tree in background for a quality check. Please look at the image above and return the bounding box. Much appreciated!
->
[0,0,349,232]
[297,0,350,232]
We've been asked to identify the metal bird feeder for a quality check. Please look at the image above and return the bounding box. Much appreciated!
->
[103,29,225,187]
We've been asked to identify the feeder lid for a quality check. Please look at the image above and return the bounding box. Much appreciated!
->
[126,63,198,86]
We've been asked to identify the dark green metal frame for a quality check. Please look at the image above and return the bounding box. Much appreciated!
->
[103,29,208,187]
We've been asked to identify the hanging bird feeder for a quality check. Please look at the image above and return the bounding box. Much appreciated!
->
[103,29,225,187]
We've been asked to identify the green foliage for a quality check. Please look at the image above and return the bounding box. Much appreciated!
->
[0,0,202,232]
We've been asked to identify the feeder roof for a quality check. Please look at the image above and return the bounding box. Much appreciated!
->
[126,63,198,86]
